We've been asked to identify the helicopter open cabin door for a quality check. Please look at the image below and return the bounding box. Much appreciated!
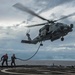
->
[39,25,49,37]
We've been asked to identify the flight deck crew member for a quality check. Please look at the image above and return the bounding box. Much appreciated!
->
[1,54,8,66]
[11,54,16,66]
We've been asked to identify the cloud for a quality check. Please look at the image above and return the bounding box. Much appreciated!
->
[0,0,72,25]
[40,0,75,20]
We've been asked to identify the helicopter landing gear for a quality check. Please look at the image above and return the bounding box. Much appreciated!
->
[40,42,43,46]
[61,37,64,41]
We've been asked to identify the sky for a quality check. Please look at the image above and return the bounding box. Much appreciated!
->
[0,0,75,61]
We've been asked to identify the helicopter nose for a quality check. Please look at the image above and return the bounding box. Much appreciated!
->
[70,24,73,28]
[67,25,73,32]
[62,26,69,31]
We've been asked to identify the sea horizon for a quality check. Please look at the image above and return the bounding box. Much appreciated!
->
[1,59,75,66]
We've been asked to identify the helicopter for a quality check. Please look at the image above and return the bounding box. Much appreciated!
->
[13,3,74,45]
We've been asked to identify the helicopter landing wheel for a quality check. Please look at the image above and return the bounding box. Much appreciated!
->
[61,37,64,41]
[40,42,43,46]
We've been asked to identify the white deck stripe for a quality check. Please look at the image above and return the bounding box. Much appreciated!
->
[1,68,42,75]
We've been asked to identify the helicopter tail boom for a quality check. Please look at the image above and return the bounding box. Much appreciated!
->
[21,40,37,44]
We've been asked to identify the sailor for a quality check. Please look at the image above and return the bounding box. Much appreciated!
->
[1,54,8,66]
[11,54,16,66]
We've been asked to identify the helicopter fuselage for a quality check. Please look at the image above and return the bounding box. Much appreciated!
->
[21,22,73,44]
[35,23,72,41]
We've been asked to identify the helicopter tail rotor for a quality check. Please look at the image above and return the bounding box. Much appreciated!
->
[26,29,32,41]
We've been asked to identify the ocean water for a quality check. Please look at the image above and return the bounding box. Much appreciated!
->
[3,60,75,66]
[0,60,75,66]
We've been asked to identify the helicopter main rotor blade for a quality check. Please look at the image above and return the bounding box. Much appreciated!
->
[13,3,50,22]
[54,12,75,22]
[26,23,47,27]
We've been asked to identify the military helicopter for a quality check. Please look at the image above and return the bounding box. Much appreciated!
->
[13,3,74,45]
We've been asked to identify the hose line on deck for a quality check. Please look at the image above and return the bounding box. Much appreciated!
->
[16,43,41,61]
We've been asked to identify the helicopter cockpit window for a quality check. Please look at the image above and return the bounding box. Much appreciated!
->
[55,23,59,27]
